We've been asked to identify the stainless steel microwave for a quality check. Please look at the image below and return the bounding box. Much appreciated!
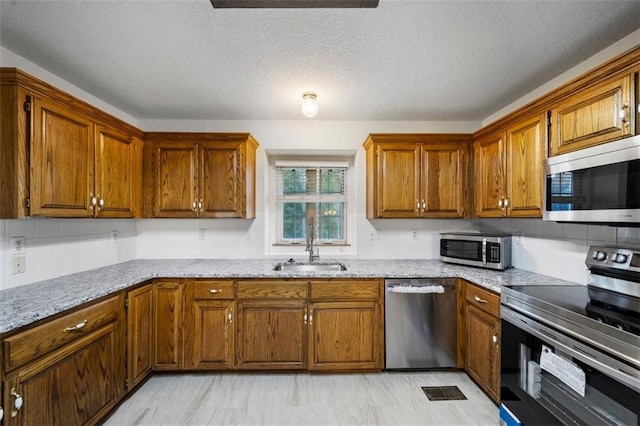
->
[440,232,512,270]
[543,135,640,225]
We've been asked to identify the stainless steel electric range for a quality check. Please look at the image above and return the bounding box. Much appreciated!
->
[499,246,640,425]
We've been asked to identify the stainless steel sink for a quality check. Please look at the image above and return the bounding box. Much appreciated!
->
[273,262,347,272]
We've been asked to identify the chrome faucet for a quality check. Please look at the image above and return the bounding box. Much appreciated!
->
[305,217,319,262]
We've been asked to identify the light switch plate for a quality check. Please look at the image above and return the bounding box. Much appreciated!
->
[12,255,26,274]
[11,236,26,254]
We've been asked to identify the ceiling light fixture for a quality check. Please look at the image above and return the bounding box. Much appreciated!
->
[301,92,318,118]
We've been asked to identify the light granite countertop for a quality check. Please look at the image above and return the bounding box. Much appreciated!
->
[0,259,579,335]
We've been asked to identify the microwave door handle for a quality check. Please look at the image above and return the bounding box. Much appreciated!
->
[482,239,487,266]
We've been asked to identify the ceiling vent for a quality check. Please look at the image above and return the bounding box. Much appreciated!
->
[210,0,379,8]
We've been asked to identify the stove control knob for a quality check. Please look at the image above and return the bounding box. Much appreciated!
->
[614,254,628,264]
[591,250,599,259]
[595,251,607,261]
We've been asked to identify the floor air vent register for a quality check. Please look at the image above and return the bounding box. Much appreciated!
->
[421,386,467,401]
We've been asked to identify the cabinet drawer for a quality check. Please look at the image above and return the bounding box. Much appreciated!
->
[309,280,382,300]
[465,284,500,317]
[3,296,120,371]
[192,280,234,300]
[236,281,307,299]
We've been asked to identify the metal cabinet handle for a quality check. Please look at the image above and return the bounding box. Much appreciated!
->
[474,296,488,304]
[227,309,232,324]
[416,200,420,210]
[96,194,104,211]
[497,198,503,208]
[0,404,4,421]
[10,388,23,417]
[309,311,313,324]
[192,200,198,211]
[304,308,308,324]
[64,319,88,332]
[503,198,509,208]
[89,193,97,210]
[209,289,221,294]
[421,200,426,210]
[198,199,203,211]
[492,333,499,346]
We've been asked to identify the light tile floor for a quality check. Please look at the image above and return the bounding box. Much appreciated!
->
[104,371,499,425]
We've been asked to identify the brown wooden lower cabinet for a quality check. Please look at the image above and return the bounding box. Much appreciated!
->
[463,280,501,402]
[236,299,308,370]
[308,301,382,371]
[152,280,185,370]
[1,295,125,426]
[127,283,154,389]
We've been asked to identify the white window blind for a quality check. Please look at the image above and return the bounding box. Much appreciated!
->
[275,163,348,243]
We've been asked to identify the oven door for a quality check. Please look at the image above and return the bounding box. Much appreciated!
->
[501,309,639,425]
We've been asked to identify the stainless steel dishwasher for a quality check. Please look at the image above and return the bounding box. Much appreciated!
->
[385,278,457,370]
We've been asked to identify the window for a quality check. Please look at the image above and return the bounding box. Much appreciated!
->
[275,164,348,244]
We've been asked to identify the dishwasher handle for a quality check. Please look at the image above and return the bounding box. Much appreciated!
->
[386,285,445,294]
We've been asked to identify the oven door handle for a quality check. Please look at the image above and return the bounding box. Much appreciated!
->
[502,306,640,393]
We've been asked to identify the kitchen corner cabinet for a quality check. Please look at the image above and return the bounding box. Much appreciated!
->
[152,280,185,370]
[1,295,126,425]
[549,73,635,156]
[235,281,308,370]
[126,284,154,390]
[364,134,471,219]
[308,280,384,371]
[0,69,143,218]
[184,280,235,370]
[474,113,546,218]
[463,281,501,403]
[144,133,258,218]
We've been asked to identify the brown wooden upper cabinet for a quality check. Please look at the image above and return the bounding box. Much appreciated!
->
[549,73,635,156]
[144,133,258,218]
[0,68,143,218]
[474,113,546,218]
[364,134,471,219]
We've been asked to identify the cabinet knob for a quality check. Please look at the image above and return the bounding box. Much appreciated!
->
[89,193,97,210]
[497,198,503,208]
[421,200,426,210]
[492,333,499,347]
[227,309,232,324]
[198,199,203,211]
[96,195,104,211]
[416,200,420,211]
[619,103,630,127]
[0,405,4,421]
[192,200,198,211]
[209,289,221,294]
[10,388,23,417]
[64,319,88,332]
[503,198,509,208]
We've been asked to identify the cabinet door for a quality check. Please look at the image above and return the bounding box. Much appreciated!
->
[127,284,153,390]
[95,125,140,218]
[30,97,94,217]
[374,143,421,218]
[421,143,468,218]
[474,133,506,217]
[465,304,500,402]
[4,324,120,425]
[505,114,545,217]
[199,142,245,218]
[236,300,307,370]
[550,74,634,156]
[152,142,198,217]
[308,301,382,371]
[185,300,235,370]
[153,281,184,370]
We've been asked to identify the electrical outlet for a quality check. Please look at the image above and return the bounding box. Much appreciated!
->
[12,255,25,274]
[368,229,379,240]
[199,229,206,240]
[411,229,418,240]
[110,231,118,243]
[11,236,25,254]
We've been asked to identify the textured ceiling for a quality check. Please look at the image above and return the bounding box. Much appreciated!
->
[0,0,638,121]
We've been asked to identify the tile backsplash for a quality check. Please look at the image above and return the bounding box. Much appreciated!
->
[1,217,638,290]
